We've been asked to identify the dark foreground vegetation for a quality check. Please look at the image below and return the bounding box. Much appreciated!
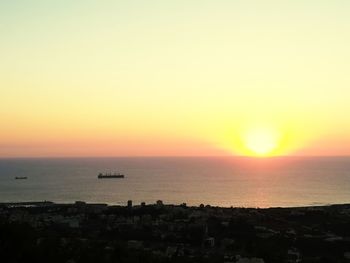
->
[1,201,350,263]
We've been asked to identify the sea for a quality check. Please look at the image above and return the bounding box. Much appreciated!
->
[0,156,350,208]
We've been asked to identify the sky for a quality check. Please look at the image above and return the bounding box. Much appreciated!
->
[1,0,350,157]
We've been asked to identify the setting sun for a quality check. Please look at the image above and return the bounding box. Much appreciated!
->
[1,0,350,158]
[244,128,280,156]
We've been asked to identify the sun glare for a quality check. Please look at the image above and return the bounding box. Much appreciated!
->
[244,128,279,156]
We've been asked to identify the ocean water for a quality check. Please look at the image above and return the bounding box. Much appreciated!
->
[0,157,350,208]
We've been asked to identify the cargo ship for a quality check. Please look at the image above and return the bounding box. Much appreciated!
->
[15,176,28,180]
[98,172,125,179]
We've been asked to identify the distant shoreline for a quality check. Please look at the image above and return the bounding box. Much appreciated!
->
[1,200,350,210]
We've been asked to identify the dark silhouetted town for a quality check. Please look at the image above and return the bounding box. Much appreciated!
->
[1,201,350,262]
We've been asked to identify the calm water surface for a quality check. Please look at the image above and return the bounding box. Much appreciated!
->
[0,157,349,208]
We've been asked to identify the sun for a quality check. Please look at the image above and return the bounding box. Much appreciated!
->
[244,128,279,156]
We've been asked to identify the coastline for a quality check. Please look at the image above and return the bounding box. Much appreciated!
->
[0,200,348,209]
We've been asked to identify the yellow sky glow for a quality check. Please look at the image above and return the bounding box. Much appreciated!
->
[1,1,350,157]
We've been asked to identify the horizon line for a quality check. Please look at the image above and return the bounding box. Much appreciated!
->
[1,155,350,160]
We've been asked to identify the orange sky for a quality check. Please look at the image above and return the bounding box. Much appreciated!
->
[1,1,350,157]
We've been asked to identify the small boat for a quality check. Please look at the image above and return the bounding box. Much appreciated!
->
[98,172,125,179]
[15,176,27,180]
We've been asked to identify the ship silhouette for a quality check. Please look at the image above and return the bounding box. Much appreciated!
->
[98,172,125,179]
